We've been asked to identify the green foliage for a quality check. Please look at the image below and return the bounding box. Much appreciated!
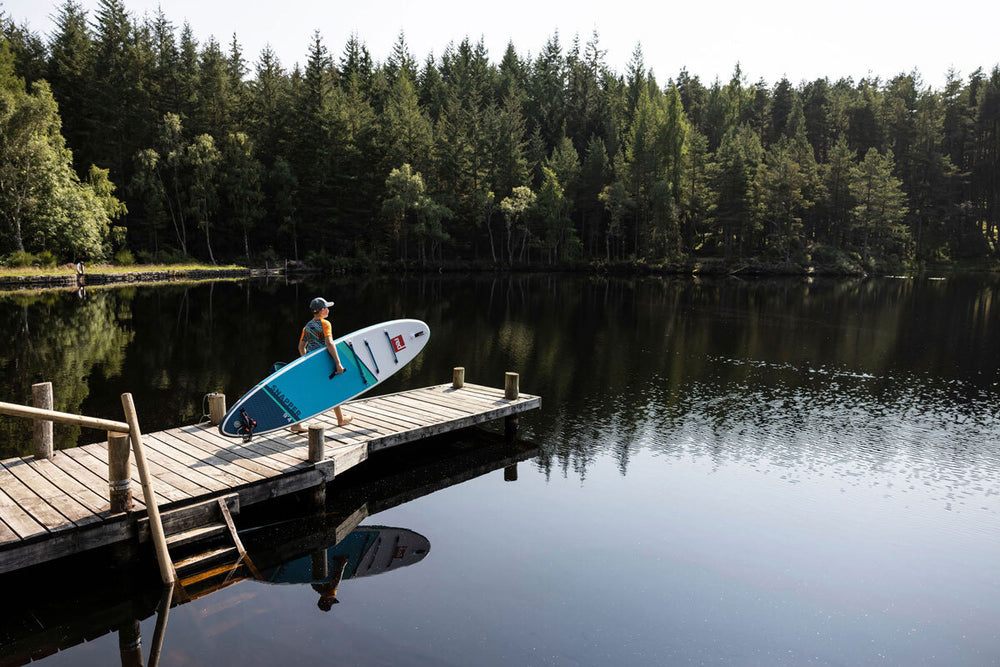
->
[2,7,999,271]
[113,248,136,265]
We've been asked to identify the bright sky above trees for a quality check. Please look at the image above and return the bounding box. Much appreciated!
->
[5,0,997,88]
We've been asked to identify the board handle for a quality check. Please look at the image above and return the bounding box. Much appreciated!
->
[363,339,381,374]
[384,330,399,364]
[342,342,370,385]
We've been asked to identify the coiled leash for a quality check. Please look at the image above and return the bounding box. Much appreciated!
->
[238,408,257,443]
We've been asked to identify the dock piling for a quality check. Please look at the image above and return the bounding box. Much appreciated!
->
[31,382,53,460]
[452,367,465,389]
[504,372,519,400]
[308,425,325,463]
[207,393,226,426]
[108,432,133,513]
[504,372,520,443]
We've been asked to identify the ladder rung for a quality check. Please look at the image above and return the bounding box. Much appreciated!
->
[173,546,237,572]
[179,560,246,588]
[166,523,228,548]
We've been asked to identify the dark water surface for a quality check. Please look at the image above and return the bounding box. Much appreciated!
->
[1,274,999,665]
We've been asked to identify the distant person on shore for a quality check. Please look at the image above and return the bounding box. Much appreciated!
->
[290,297,353,432]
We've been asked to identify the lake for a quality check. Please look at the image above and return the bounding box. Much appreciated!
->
[0,273,998,665]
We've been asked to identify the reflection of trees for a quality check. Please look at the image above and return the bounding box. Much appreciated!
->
[409,273,999,483]
[0,291,133,456]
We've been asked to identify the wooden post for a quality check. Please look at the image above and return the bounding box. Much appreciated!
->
[308,424,325,463]
[31,381,54,459]
[504,372,519,400]
[147,583,174,667]
[117,619,142,667]
[121,393,175,585]
[504,464,518,481]
[207,392,226,426]
[504,372,519,443]
[108,432,132,513]
[452,367,465,389]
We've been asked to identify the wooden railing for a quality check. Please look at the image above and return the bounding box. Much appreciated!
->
[0,383,176,585]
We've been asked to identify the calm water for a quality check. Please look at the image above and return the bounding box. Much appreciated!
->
[1,274,999,665]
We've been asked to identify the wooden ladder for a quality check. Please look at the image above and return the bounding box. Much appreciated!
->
[139,494,258,600]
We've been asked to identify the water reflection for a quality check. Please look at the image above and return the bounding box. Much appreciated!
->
[254,526,430,612]
[0,430,536,665]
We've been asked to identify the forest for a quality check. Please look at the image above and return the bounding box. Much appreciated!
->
[1,0,999,273]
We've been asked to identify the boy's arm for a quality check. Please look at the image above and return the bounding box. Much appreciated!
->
[326,335,345,373]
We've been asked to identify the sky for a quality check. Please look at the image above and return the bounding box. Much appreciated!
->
[3,0,998,90]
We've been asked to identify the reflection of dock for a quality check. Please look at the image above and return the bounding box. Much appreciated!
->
[0,382,540,576]
[0,430,538,667]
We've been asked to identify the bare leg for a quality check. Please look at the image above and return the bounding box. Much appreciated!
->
[335,407,352,427]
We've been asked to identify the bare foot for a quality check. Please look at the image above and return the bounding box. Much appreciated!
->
[337,415,353,427]
[289,424,307,433]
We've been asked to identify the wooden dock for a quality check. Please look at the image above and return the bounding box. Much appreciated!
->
[0,381,540,575]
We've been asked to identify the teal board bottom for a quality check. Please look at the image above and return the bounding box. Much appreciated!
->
[222,341,378,436]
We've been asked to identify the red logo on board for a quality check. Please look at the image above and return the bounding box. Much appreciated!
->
[391,335,406,352]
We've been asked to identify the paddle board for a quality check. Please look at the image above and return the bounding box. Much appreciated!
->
[220,318,430,438]
[256,526,431,585]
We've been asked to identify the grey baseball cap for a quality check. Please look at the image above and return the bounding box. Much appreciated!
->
[309,297,334,311]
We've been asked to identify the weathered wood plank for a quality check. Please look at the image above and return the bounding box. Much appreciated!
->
[0,485,47,541]
[0,458,71,531]
[144,432,246,492]
[346,402,426,429]
[176,423,309,473]
[205,427,313,469]
[0,458,100,527]
[0,512,18,544]
[60,446,148,509]
[166,427,275,480]
[20,455,109,515]
[45,449,116,513]
[366,395,453,423]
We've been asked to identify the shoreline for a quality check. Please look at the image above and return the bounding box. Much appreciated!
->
[1,257,996,292]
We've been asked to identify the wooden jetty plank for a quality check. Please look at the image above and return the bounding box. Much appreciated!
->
[0,460,70,532]
[78,441,195,507]
[210,428,315,469]
[347,402,426,429]
[0,458,101,527]
[60,447,149,510]
[377,394,470,421]
[0,486,47,541]
[0,511,18,544]
[167,426,282,479]
[360,394,450,422]
[419,385,512,410]
[232,437,312,468]
[73,442,190,508]
[411,387,496,410]
[46,449,116,505]
[143,432,247,492]
[19,456,108,516]
[179,423,311,473]
[337,411,417,440]
[177,421,305,468]
[152,430,263,486]
[298,415,382,449]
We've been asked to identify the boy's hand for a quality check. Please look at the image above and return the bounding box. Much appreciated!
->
[334,365,346,375]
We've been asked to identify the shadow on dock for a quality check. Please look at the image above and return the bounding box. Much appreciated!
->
[0,428,538,667]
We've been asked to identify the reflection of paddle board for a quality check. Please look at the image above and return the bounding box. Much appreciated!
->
[220,319,430,438]
[257,527,430,584]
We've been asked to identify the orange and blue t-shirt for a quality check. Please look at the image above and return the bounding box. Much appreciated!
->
[300,316,333,353]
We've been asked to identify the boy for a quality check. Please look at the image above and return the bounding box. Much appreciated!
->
[290,297,353,432]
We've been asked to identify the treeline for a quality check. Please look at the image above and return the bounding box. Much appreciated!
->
[2,0,999,270]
